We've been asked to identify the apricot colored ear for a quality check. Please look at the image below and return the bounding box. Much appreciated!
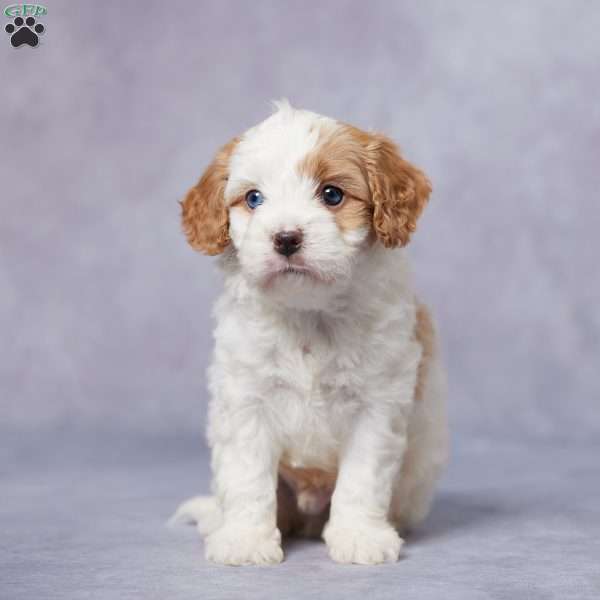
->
[365,134,432,247]
[181,138,238,255]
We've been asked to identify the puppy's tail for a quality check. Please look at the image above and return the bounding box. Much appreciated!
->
[169,495,222,536]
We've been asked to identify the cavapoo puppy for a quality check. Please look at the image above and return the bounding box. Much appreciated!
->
[173,101,448,566]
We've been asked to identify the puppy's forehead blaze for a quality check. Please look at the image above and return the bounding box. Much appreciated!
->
[298,125,373,233]
[225,111,336,202]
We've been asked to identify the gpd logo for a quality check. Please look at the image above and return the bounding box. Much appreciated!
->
[4,4,46,47]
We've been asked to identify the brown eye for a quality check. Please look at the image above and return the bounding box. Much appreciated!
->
[321,185,344,207]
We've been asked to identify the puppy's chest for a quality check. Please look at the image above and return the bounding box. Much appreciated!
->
[260,321,367,457]
[268,321,364,400]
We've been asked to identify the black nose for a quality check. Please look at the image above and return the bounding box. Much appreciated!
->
[273,230,303,256]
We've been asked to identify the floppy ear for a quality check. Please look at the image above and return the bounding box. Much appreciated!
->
[364,134,432,248]
[180,138,238,255]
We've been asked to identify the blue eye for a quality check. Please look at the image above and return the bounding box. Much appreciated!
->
[245,189,264,209]
[321,185,344,207]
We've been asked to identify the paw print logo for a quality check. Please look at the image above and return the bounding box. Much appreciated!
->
[5,16,45,47]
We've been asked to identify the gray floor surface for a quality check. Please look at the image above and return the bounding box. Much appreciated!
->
[2,432,599,600]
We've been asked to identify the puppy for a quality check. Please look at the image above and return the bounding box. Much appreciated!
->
[173,101,448,566]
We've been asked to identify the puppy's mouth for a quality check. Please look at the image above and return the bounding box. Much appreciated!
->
[263,262,332,287]
[282,266,310,277]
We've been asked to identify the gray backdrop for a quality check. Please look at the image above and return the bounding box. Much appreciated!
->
[1,2,599,599]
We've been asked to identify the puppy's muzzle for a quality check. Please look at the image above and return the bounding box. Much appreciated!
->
[273,230,303,257]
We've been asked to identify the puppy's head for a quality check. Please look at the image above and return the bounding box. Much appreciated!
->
[182,102,431,308]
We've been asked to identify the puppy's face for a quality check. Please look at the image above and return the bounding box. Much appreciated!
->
[182,103,431,309]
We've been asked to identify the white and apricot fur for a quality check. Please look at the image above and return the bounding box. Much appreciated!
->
[173,101,448,566]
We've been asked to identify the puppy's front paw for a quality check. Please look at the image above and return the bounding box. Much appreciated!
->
[323,520,403,565]
[205,524,283,566]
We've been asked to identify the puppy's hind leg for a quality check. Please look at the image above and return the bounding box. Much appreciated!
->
[390,305,448,532]
[170,496,223,536]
